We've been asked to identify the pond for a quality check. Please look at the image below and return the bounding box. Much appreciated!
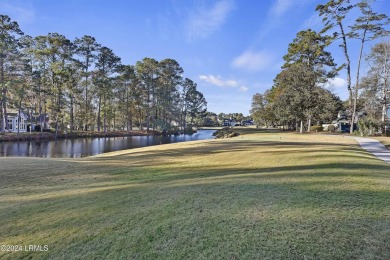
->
[0,130,215,158]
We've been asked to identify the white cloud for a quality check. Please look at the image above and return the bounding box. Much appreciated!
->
[238,86,249,93]
[270,0,312,17]
[187,0,234,41]
[270,0,295,17]
[198,74,248,92]
[323,77,347,89]
[302,13,323,30]
[231,50,276,72]
[199,75,238,87]
[0,2,35,25]
[253,0,311,43]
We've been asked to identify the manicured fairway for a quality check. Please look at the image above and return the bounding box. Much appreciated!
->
[1,130,389,259]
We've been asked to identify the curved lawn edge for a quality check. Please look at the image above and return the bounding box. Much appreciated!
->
[345,136,390,164]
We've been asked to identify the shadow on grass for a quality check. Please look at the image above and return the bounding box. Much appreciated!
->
[2,160,389,208]
[1,156,390,259]
[2,132,390,259]
[2,163,389,259]
[89,139,369,162]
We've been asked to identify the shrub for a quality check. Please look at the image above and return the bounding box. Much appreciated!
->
[310,125,323,132]
[184,126,196,134]
[357,119,369,137]
[328,125,336,132]
[228,132,240,138]
[213,128,239,139]
[43,128,54,133]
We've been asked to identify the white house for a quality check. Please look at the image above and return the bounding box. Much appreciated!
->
[222,118,238,127]
[5,110,28,133]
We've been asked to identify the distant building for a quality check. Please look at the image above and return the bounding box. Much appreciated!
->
[3,110,28,133]
[0,109,50,132]
[222,118,237,127]
[322,110,368,132]
[242,120,254,126]
[30,113,50,130]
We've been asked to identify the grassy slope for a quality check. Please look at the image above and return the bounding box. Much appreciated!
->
[372,136,390,150]
[0,130,389,259]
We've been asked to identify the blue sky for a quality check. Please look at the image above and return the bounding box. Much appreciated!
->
[1,0,389,115]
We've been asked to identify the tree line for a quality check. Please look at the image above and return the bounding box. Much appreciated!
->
[0,15,207,136]
[251,0,390,134]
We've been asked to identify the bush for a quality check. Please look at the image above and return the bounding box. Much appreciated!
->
[327,125,336,132]
[184,126,196,134]
[213,128,240,139]
[310,125,323,132]
[357,119,369,137]
[228,132,240,138]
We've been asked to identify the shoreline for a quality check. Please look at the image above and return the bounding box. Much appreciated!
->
[0,130,160,142]
[0,128,203,142]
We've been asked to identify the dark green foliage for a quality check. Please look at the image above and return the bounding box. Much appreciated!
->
[0,15,24,132]
[250,29,340,132]
[0,15,207,134]
[184,126,196,134]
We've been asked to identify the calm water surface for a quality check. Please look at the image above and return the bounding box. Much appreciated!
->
[0,130,215,158]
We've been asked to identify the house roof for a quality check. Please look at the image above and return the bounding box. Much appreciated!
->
[6,109,28,117]
[6,109,49,121]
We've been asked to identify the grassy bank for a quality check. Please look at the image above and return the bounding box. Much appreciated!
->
[0,129,389,259]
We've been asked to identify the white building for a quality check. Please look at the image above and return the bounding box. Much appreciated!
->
[5,110,28,132]
[222,118,237,126]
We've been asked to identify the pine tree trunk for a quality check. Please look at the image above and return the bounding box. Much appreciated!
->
[339,22,353,106]
[351,29,367,134]
[113,110,116,130]
[84,58,89,131]
[70,95,74,134]
[381,76,388,131]
[1,56,7,132]
[17,100,22,137]
[126,85,130,132]
[97,96,101,132]
[38,82,43,136]
[103,99,107,134]
[55,96,60,139]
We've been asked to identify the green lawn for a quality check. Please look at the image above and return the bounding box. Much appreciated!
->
[0,130,389,259]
